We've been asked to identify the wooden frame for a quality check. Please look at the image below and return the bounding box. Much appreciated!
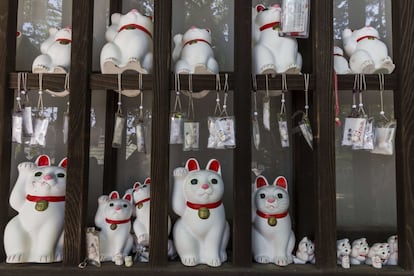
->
[1,0,414,275]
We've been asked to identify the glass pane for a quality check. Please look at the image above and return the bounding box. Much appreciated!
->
[16,0,72,71]
[172,0,234,71]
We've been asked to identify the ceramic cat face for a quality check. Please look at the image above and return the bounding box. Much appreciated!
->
[183,158,223,205]
[104,191,133,221]
[132,178,151,204]
[254,175,289,215]
[28,155,67,197]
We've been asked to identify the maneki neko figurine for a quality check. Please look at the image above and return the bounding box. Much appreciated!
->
[172,158,230,267]
[100,9,153,74]
[4,155,67,263]
[252,175,295,266]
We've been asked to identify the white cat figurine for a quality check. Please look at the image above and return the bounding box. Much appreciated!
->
[32,27,72,73]
[337,238,351,269]
[252,175,295,266]
[172,27,219,74]
[94,191,134,265]
[4,155,67,263]
[100,9,153,74]
[334,46,352,74]
[342,26,395,74]
[350,237,369,265]
[293,236,315,264]
[387,235,398,265]
[365,242,391,269]
[252,4,302,75]
[172,158,230,267]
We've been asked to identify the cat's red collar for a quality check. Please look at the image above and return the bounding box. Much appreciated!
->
[259,21,280,31]
[105,218,131,225]
[183,39,212,47]
[118,24,152,38]
[186,200,222,210]
[356,35,377,42]
[256,209,289,219]
[26,194,65,202]
[135,197,150,206]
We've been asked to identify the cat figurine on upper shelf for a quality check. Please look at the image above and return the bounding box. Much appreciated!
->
[342,26,395,74]
[100,9,153,74]
[131,178,175,261]
[32,26,72,73]
[172,26,219,74]
[94,191,134,265]
[172,158,230,267]
[252,175,295,266]
[333,46,352,74]
[252,4,302,76]
[4,155,67,263]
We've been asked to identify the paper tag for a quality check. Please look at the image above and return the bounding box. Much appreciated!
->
[371,121,396,155]
[63,112,69,144]
[12,112,23,144]
[135,120,146,153]
[183,121,199,151]
[252,117,260,150]
[30,116,49,147]
[112,113,125,148]
[281,0,310,38]
[341,117,367,147]
[278,118,290,148]
[299,115,313,149]
[23,106,33,137]
[85,227,101,267]
[263,97,270,131]
[170,113,185,144]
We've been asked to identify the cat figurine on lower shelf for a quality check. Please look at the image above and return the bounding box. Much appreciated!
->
[4,155,67,263]
[172,158,230,267]
[94,191,134,265]
[252,175,295,266]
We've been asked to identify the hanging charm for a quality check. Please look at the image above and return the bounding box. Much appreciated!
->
[112,74,125,148]
[252,75,260,150]
[12,73,24,144]
[30,73,49,147]
[63,101,69,144]
[135,75,146,153]
[170,74,185,144]
[278,74,289,148]
[298,74,313,149]
[20,73,34,137]
[263,74,271,131]
[183,75,200,151]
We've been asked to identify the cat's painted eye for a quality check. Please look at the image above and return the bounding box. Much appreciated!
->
[211,178,218,184]
[109,203,114,207]
[277,193,283,198]
[123,204,128,208]
[142,185,147,188]
[190,179,198,185]
[57,173,65,178]
[34,171,42,177]
[260,193,265,199]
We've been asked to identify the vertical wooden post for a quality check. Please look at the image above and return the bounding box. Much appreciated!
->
[312,0,337,269]
[0,0,17,261]
[63,0,94,265]
[233,0,252,267]
[149,0,172,266]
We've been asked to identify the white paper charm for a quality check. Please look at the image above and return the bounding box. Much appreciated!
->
[278,118,290,148]
[12,112,23,144]
[23,106,34,137]
[183,121,199,151]
[371,121,396,155]
[30,115,49,147]
[112,113,125,148]
[135,120,146,153]
[341,117,367,147]
[170,113,185,144]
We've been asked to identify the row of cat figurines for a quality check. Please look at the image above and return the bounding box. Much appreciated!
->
[29,6,395,78]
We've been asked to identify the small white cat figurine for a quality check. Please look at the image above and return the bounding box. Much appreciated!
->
[350,237,369,265]
[252,175,295,266]
[387,235,398,265]
[172,158,230,267]
[4,155,67,263]
[293,236,315,264]
[337,238,351,269]
[365,242,391,269]
[94,191,134,265]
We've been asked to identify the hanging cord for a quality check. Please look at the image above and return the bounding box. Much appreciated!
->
[187,75,195,121]
[16,72,23,111]
[280,74,287,116]
[173,74,182,114]
[378,73,389,121]
[303,73,310,116]
[357,74,366,116]
[117,73,123,115]
[37,73,45,116]
[334,71,341,126]
[220,74,229,117]
[138,73,144,120]
[214,74,222,116]
[252,74,258,118]
[265,74,270,99]
[350,74,359,117]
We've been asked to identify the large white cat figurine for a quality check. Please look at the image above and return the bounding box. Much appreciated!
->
[4,155,67,263]
[172,158,230,267]
[94,191,134,265]
[252,175,295,266]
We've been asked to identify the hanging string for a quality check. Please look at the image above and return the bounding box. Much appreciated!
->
[37,73,44,116]
[138,73,144,120]
[16,72,22,111]
[173,74,182,113]
[220,74,229,117]
[252,74,258,117]
[265,74,270,99]
[357,74,366,116]
[334,71,341,126]
[117,73,123,115]
[280,74,287,115]
[187,75,195,120]
[214,74,222,116]
[378,73,389,121]
[303,73,310,116]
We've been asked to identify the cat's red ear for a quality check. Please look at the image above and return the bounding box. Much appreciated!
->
[256,175,268,189]
[186,158,200,172]
[58,157,68,168]
[123,193,132,202]
[133,182,141,190]
[206,159,221,174]
[144,178,151,185]
[256,4,266,12]
[36,155,50,167]
[274,176,288,190]
[109,191,119,200]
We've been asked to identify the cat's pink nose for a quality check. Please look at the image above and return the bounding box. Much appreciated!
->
[115,205,121,210]
[267,197,275,203]
[201,184,209,190]
[43,174,53,180]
